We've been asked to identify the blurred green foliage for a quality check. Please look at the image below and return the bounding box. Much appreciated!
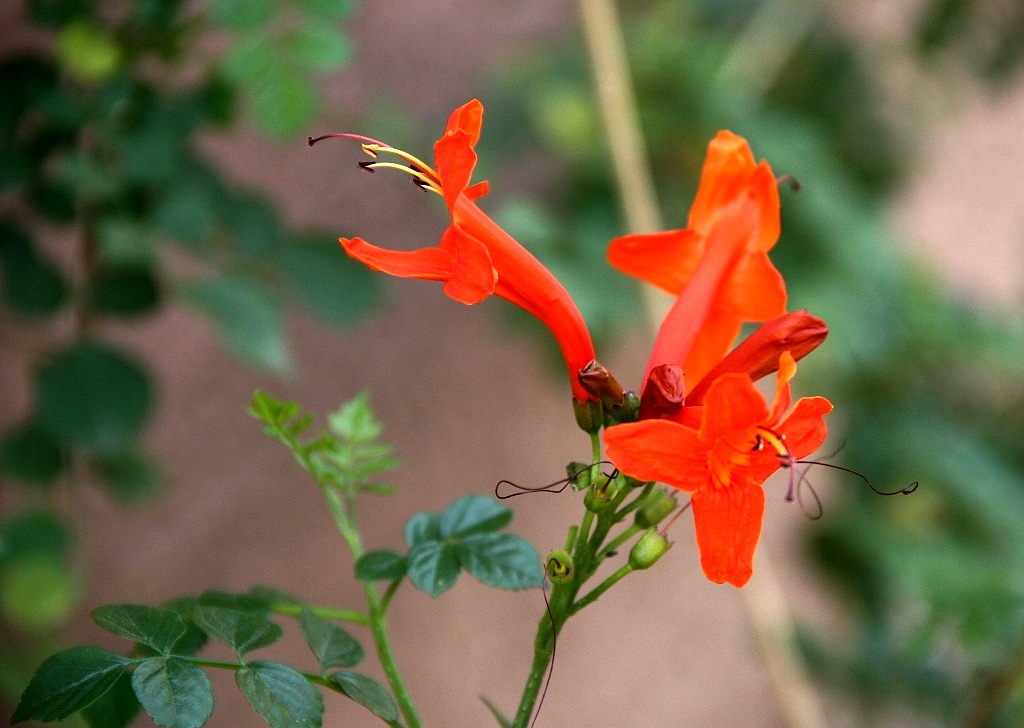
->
[0,0,381,717]
[480,0,1024,724]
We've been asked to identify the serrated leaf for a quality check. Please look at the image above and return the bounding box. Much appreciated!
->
[440,495,513,539]
[457,533,543,591]
[236,661,324,728]
[331,671,398,722]
[131,656,213,728]
[183,275,291,374]
[327,392,381,442]
[12,646,134,722]
[407,541,460,597]
[404,513,441,548]
[92,605,187,655]
[192,605,282,659]
[299,610,364,672]
[354,550,407,582]
[35,340,153,453]
[81,670,141,728]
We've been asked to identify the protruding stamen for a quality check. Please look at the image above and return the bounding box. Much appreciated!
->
[308,132,443,193]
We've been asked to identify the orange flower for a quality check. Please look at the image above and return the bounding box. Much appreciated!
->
[318,100,598,401]
[604,352,832,587]
[608,131,786,391]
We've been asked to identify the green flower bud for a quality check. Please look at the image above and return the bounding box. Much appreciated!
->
[573,397,603,434]
[604,391,641,426]
[629,528,671,570]
[635,489,678,528]
[545,550,574,585]
[566,461,592,491]
[584,474,619,513]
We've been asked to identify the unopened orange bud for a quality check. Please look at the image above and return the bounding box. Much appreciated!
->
[578,360,625,409]
[638,364,685,420]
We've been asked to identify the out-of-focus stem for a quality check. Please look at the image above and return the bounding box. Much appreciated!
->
[576,1,828,727]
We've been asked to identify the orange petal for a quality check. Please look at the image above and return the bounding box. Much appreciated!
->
[607,229,703,294]
[688,131,758,234]
[683,309,743,387]
[778,396,832,459]
[691,479,765,587]
[603,419,708,493]
[340,237,452,281]
[747,161,781,252]
[464,181,489,201]
[699,372,769,444]
[443,99,483,146]
[438,226,496,304]
[768,351,797,422]
[435,129,478,212]
[718,250,787,320]
[686,310,828,405]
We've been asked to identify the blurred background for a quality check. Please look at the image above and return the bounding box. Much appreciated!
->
[2,0,1024,726]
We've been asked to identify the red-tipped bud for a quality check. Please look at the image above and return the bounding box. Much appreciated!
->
[578,360,625,409]
[686,310,828,405]
[638,364,685,420]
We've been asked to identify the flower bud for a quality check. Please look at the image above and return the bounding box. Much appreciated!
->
[638,364,684,420]
[634,489,678,528]
[545,550,574,585]
[629,529,671,570]
[573,397,604,434]
[604,390,641,426]
[578,360,625,409]
[584,474,620,513]
[566,462,592,491]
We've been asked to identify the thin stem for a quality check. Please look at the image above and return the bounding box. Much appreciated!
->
[380,579,402,613]
[510,584,569,728]
[600,523,642,560]
[270,602,370,627]
[614,482,654,518]
[320,485,422,728]
[569,563,634,616]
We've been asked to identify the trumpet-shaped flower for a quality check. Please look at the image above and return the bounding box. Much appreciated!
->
[315,100,599,402]
[604,352,832,587]
[608,131,786,390]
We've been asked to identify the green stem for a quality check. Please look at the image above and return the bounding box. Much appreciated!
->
[510,585,569,728]
[614,482,654,518]
[569,563,634,616]
[320,485,422,728]
[270,602,370,627]
[599,523,642,560]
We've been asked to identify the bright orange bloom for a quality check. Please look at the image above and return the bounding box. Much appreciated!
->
[604,352,832,587]
[326,100,598,401]
[608,131,786,391]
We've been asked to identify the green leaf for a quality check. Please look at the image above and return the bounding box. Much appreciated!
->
[299,609,364,672]
[457,533,543,591]
[221,35,275,84]
[150,169,221,246]
[354,550,407,582]
[0,508,70,562]
[91,605,187,655]
[224,193,281,255]
[35,340,153,453]
[328,392,381,442]
[1,222,68,318]
[1,556,80,631]
[249,62,316,139]
[131,656,213,728]
[293,0,355,18]
[212,0,275,28]
[55,20,121,82]
[0,422,65,488]
[183,275,291,374]
[440,495,513,539]
[96,217,153,265]
[236,661,324,728]
[330,671,398,722]
[12,646,133,722]
[87,265,160,318]
[81,670,141,728]
[286,24,351,71]
[278,235,383,325]
[480,694,513,728]
[192,605,283,658]
[91,450,162,502]
[404,513,441,548]
[407,541,460,597]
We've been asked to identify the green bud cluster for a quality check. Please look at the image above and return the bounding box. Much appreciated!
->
[629,529,671,570]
